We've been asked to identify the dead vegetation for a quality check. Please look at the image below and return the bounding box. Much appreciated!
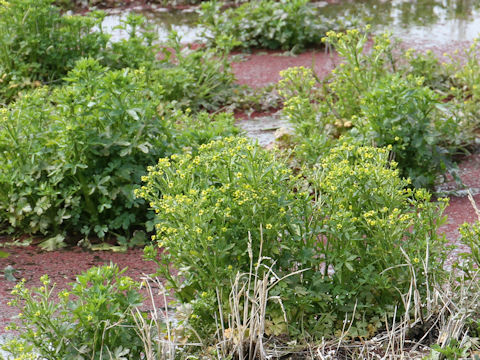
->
[132,231,480,359]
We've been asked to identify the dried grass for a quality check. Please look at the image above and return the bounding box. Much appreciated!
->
[132,228,480,360]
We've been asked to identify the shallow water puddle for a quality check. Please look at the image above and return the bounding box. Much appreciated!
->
[235,113,292,147]
[99,0,480,46]
[101,6,208,43]
[320,0,480,46]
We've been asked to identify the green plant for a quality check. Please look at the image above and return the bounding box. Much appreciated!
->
[0,0,173,104]
[57,0,238,9]
[321,27,398,120]
[455,193,480,282]
[158,32,237,111]
[0,0,109,103]
[404,48,450,91]
[103,13,159,70]
[138,138,449,339]
[199,0,332,51]
[279,28,465,188]
[459,221,480,271]
[299,141,450,337]
[3,264,144,359]
[138,136,317,337]
[441,38,480,145]
[278,28,400,163]
[279,66,337,163]
[431,339,470,360]
[360,73,457,188]
[0,58,239,247]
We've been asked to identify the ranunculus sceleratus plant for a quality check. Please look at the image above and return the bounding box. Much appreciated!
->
[139,137,449,338]
[137,136,316,299]
[270,141,450,338]
[279,27,462,188]
[3,265,144,359]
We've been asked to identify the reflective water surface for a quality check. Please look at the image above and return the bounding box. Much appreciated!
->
[101,0,480,45]
[319,0,480,45]
[101,6,205,43]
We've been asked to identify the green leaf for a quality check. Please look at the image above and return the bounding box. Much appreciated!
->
[90,243,127,253]
[137,143,149,153]
[126,109,139,120]
[0,250,10,258]
[39,234,66,251]
[3,265,16,282]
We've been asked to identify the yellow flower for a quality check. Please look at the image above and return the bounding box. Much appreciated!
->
[40,274,50,286]
[265,224,273,229]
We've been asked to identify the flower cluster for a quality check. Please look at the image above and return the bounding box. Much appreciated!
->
[278,66,316,99]
[304,141,448,335]
[4,265,144,358]
[138,136,312,305]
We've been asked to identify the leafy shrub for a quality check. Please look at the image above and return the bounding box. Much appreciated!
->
[360,74,458,187]
[320,27,396,120]
[0,2,161,102]
[3,264,144,359]
[0,0,239,106]
[0,0,211,104]
[138,136,317,336]
[199,0,332,51]
[0,58,239,247]
[441,38,480,143]
[0,0,108,103]
[404,48,450,91]
[278,28,399,163]
[57,0,225,9]
[103,13,159,70]
[458,207,480,279]
[279,28,464,188]
[279,66,337,162]
[300,141,449,337]
[158,32,237,111]
[139,137,449,339]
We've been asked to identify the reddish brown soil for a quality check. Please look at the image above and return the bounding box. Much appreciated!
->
[437,152,480,264]
[1,40,479,334]
[232,49,338,88]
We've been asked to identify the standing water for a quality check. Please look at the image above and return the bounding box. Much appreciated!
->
[319,0,480,46]
[100,6,207,43]
[100,0,480,45]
